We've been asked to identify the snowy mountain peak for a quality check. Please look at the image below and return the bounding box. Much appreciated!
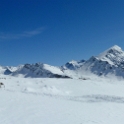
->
[110,45,122,51]
[62,59,85,70]
[68,60,78,64]
[98,45,122,57]
[11,63,70,78]
[96,45,124,65]
[76,45,124,77]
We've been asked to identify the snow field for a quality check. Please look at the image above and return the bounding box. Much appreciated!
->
[0,76,124,123]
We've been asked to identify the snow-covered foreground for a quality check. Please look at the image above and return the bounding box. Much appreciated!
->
[1,76,124,124]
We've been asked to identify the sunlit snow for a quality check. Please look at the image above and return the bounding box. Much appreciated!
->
[0,74,124,124]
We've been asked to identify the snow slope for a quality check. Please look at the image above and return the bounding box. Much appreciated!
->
[11,63,70,78]
[0,75,124,124]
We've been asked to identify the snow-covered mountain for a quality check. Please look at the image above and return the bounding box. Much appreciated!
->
[85,45,124,76]
[10,63,70,78]
[97,45,124,66]
[61,59,85,70]
[69,45,124,78]
[1,45,124,78]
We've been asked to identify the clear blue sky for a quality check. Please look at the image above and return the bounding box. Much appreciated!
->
[0,0,124,66]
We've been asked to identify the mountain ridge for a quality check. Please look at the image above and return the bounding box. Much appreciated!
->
[1,45,124,78]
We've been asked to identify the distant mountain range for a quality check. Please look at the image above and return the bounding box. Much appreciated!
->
[1,45,124,78]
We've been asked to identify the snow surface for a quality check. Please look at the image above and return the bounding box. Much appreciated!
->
[1,75,124,124]
[43,64,63,75]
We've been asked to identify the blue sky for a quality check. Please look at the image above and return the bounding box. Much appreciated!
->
[0,0,124,66]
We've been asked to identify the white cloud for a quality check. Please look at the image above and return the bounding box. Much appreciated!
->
[0,27,45,40]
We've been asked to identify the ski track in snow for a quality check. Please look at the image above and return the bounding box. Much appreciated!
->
[5,86,124,104]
